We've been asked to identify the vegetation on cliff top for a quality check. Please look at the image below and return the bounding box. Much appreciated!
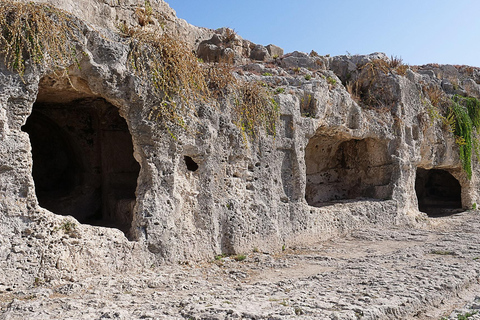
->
[0,0,278,139]
[1,0,479,173]
[346,56,408,107]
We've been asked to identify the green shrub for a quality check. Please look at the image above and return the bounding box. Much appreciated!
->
[327,76,337,86]
[450,95,480,179]
[234,254,246,261]
[457,311,477,320]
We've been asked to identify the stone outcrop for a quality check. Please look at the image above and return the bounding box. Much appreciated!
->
[1,0,480,293]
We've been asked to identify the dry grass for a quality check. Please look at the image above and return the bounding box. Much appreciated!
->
[349,59,390,107]
[346,57,409,107]
[389,55,403,69]
[395,64,408,76]
[454,65,479,76]
[135,0,154,27]
[128,29,209,125]
[234,81,279,138]
[0,0,81,77]
[224,28,237,44]
[346,82,361,104]
[362,56,408,76]
[125,16,278,137]
[128,28,278,137]
[423,85,446,107]
[300,92,316,117]
[203,62,237,99]
[361,59,390,76]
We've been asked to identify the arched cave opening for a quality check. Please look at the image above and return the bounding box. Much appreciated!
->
[305,135,393,207]
[415,168,463,217]
[22,96,140,239]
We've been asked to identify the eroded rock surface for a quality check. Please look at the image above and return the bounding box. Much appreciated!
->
[1,1,480,318]
[2,211,480,319]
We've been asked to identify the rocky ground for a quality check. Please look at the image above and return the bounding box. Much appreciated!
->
[2,211,480,320]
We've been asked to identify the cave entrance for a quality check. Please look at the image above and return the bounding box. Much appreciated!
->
[305,134,393,207]
[415,168,463,217]
[22,96,140,239]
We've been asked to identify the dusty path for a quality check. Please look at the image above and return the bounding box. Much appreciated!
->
[2,211,480,319]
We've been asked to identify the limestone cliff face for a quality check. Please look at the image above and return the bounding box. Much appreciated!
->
[1,0,479,287]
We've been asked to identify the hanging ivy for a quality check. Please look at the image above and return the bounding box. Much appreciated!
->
[450,95,480,179]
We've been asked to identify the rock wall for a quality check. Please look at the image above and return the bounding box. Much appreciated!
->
[1,0,480,287]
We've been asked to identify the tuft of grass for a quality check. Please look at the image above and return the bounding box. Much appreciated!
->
[304,74,312,81]
[395,64,409,76]
[300,92,316,117]
[60,220,76,233]
[234,254,246,261]
[346,81,361,104]
[294,307,305,315]
[349,58,407,107]
[54,219,79,238]
[430,249,455,255]
[389,55,404,69]
[0,0,82,77]
[214,254,226,261]
[326,76,337,87]
[224,28,237,44]
[423,85,446,108]
[457,311,478,320]
[135,0,154,27]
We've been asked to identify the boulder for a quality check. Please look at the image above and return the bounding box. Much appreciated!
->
[266,44,284,58]
[250,44,270,61]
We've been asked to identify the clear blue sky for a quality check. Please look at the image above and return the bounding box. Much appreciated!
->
[167,0,480,67]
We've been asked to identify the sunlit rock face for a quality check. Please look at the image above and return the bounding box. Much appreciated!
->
[1,0,479,288]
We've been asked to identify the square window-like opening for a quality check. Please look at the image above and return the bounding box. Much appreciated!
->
[305,135,393,207]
